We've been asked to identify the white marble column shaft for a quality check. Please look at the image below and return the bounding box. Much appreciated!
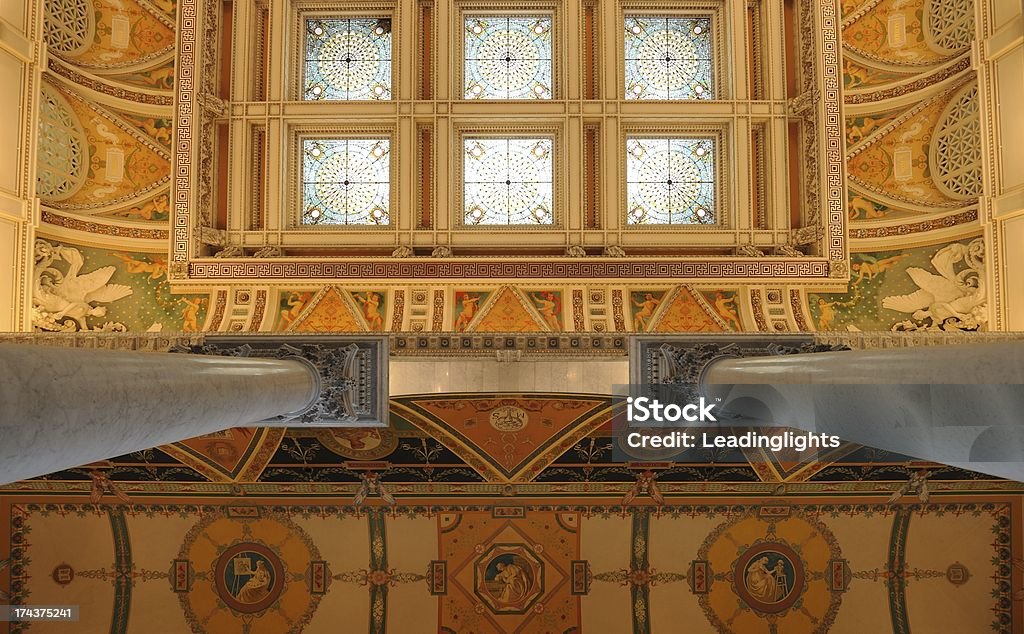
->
[0,344,320,484]
[700,342,1024,481]
[702,342,1024,385]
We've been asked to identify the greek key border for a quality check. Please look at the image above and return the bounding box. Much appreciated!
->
[816,0,846,265]
[172,0,197,267]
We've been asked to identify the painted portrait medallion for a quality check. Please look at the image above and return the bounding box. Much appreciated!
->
[214,543,285,614]
[474,544,545,614]
[732,542,805,614]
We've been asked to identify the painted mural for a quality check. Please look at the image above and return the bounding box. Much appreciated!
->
[110,112,174,148]
[2,496,1015,633]
[41,83,171,211]
[112,58,177,91]
[352,290,388,332]
[808,237,986,332]
[3,389,1021,632]
[32,238,210,332]
[465,287,545,332]
[101,191,171,222]
[842,0,966,66]
[266,286,755,333]
[846,84,974,208]
[528,290,564,331]
[453,290,489,332]
[700,290,743,331]
[652,287,729,332]
[629,291,664,331]
[842,58,914,90]
[847,191,918,221]
[278,291,317,330]
[845,110,903,147]
[47,0,176,70]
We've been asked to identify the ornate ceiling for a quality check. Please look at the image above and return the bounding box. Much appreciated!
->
[1,392,1021,633]
[19,0,997,336]
[0,0,1020,630]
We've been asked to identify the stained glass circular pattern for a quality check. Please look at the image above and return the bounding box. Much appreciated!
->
[465,17,552,99]
[305,18,392,101]
[625,16,713,100]
[626,137,715,225]
[302,138,390,225]
[464,138,553,225]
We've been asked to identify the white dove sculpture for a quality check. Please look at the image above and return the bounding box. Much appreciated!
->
[34,247,133,330]
[881,243,984,325]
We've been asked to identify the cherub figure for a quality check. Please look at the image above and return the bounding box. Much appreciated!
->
[280,292,311,330]
[454,293,482,332]
[179,296,207,332]
[355,292,384,331]
[713,291,742,331]
[109,252,167,280]
[631,293,661,331]
[815,297,838,331]
[852,254,908,285]
[531,292,561,331]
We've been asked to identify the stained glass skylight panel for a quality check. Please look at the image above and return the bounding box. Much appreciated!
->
[302,139,390,225]
[305,18,392,100]
[465,16,553,99]
[464,137,554,225]
[624,16,713,100]
[626,137,715,224]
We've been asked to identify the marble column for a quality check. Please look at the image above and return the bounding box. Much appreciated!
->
[0,343,320,484]
[700,342,1024,481]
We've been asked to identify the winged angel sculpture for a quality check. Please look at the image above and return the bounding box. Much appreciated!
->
[33,239,133,331]
[881,238,986,332]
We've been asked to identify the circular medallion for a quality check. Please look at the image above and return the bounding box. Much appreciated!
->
[179,512,321,633]
[319,428,398,460]
[697,511,841,633]
[732,542,805,614]
[489,406,529,432]
[51,563,74,586]
[213,543,285,614]
[946,562,970,586]
[474,543,545,614]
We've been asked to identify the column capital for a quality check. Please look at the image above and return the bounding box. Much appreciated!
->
[630,335,849,402]
[175,335,389,427]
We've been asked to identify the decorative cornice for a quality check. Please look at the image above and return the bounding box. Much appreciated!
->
[0,332,204,350]
[849,208,979,239]
[40,210,171,240]
[845,56,972,105]
[185,259,832,281]
[47,57,173,106]
[391,332,628,357]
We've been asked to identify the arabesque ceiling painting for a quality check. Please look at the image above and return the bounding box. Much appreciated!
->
[1,0,1019,631]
